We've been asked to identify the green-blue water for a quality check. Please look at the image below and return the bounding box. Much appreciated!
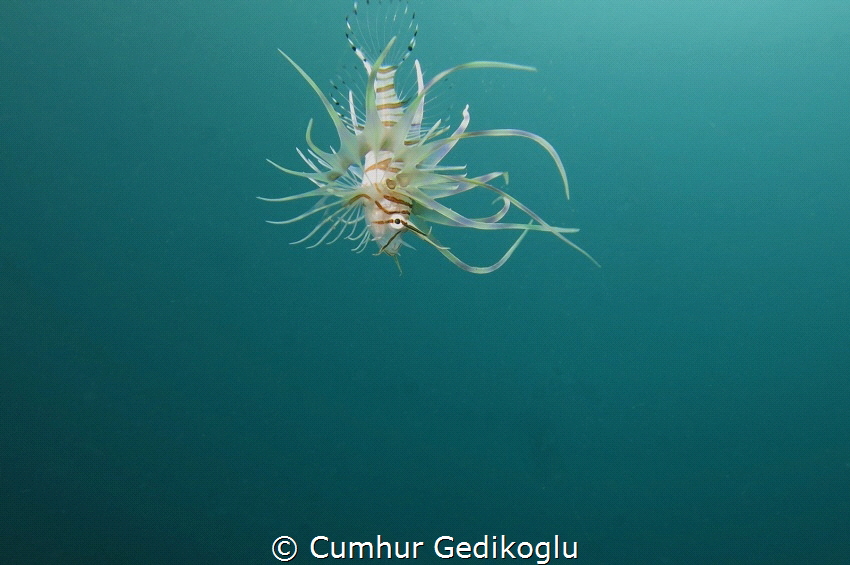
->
[2,1,849,563]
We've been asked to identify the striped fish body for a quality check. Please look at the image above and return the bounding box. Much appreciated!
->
[346,1,422,255]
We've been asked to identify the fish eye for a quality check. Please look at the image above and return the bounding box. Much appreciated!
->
[391,215,405,228]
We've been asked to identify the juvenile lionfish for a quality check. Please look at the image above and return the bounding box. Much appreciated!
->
[262,0,597,273]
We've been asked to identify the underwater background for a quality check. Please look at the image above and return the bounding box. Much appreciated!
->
[2,0,849,563]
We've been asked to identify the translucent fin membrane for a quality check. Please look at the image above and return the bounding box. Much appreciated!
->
[346,0,417,70]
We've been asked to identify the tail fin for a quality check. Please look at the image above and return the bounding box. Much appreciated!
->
[345,0,418,73]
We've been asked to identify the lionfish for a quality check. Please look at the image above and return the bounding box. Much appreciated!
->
[262,0,597,273]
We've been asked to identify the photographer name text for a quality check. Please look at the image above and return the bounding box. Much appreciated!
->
[273,535,577,563]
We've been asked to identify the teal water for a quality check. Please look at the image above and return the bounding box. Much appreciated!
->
[2,1,849,563]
